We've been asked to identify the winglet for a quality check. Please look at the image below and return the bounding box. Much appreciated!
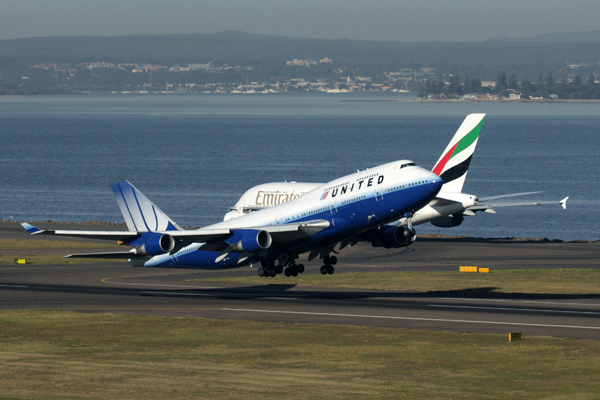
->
[21,223,45,235]
[560,196,568,210]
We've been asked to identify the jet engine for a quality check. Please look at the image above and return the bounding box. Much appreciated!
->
[136,234,175,255]
[371,225,415,249]
[430,214,464,227]
[231,230,272,253]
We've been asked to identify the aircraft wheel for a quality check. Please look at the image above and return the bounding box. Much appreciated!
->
[291,267,298,277]
[328,266,335,275]
[297,264,305,273]
[257,267,265,277]
[330,256,337,265]
[276,265,283,275]
[324,256,331,265]
[284,268,292,277]
[269,269,277,277]
[320,265,328,275]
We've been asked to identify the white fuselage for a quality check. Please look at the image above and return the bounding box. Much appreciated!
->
[227,181,476,227]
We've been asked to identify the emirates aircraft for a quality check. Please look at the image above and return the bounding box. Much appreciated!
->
[22,126,444,277]
[225,113,567,237]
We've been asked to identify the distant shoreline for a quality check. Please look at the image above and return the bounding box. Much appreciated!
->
[343,98,600,103]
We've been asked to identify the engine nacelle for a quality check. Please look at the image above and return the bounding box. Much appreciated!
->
[372,226,415,249]
[231,230,272,253]
[137,234,175,255]
[430,214,464,228]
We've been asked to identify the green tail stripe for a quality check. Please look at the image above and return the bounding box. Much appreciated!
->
[450,118,484,160]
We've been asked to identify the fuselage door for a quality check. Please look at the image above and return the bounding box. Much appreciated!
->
[276,214,282,225]
[376,187,384,201]
[330,199,338,215]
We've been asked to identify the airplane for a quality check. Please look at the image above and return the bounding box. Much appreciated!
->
[22,120,446,277]
[225,113,568,231]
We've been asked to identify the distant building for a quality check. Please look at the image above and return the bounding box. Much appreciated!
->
[286,59,317,67]
[31,63,58,70]
[188,63,213,70]
[80,62,117,69]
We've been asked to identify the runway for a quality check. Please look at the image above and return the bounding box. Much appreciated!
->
[1,222,600,339]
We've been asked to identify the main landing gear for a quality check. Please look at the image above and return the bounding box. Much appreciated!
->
[319,255,337,275]
[257,258,305,278]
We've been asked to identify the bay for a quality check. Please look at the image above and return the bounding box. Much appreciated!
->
[0,91,598,242]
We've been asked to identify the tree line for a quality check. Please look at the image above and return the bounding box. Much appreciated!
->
[419,71,598,99]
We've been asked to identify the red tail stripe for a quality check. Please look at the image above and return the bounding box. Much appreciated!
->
[432,143,458,176]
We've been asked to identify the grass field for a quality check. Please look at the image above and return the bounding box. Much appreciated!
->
[1,310,600,400]
[0,238,122,265]
[3,237,600,398]
[188,269,600,295]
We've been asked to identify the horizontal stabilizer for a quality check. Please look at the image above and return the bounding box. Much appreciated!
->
[65,251,147,259]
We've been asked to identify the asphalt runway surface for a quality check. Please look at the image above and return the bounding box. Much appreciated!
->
[1,222,600,339]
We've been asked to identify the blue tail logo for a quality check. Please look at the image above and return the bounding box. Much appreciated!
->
[111,181,181,233]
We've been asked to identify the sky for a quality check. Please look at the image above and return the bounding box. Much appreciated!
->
[1,0,600,42]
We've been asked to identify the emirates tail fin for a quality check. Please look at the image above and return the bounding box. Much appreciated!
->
[432,113,485,192]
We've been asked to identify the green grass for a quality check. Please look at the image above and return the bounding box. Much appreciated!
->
[0,238,122,265]
[0,310,599,399]
[188,269,600,295]
[0,238,120,250]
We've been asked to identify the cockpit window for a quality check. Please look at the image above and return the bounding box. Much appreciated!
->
[400,163,416,169]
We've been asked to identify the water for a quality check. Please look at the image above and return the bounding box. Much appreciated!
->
[1,92,598,241]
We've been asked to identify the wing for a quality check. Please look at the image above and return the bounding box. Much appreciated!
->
[467,196,568,214]
[23,219,330,260]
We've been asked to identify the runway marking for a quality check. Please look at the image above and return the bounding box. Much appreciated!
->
[0,284,29,288]
[102,276,220,289]
[263,297,298,301]
[221,308,600,330]
[143,291,215,297]
[143,291,298,300]
[430,304,600,315]
[442,297,600,307]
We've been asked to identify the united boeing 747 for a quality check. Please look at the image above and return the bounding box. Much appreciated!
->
[22,123,444,277]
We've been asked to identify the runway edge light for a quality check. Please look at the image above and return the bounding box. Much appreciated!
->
[509,332,522,341]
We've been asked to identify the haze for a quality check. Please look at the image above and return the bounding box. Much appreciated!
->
[2,0,600,42]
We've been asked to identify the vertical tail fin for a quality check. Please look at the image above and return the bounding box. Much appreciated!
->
[432,113,485,192]
[111,181,182,232]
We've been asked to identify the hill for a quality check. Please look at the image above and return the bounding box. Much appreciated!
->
[1,30,599,67]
